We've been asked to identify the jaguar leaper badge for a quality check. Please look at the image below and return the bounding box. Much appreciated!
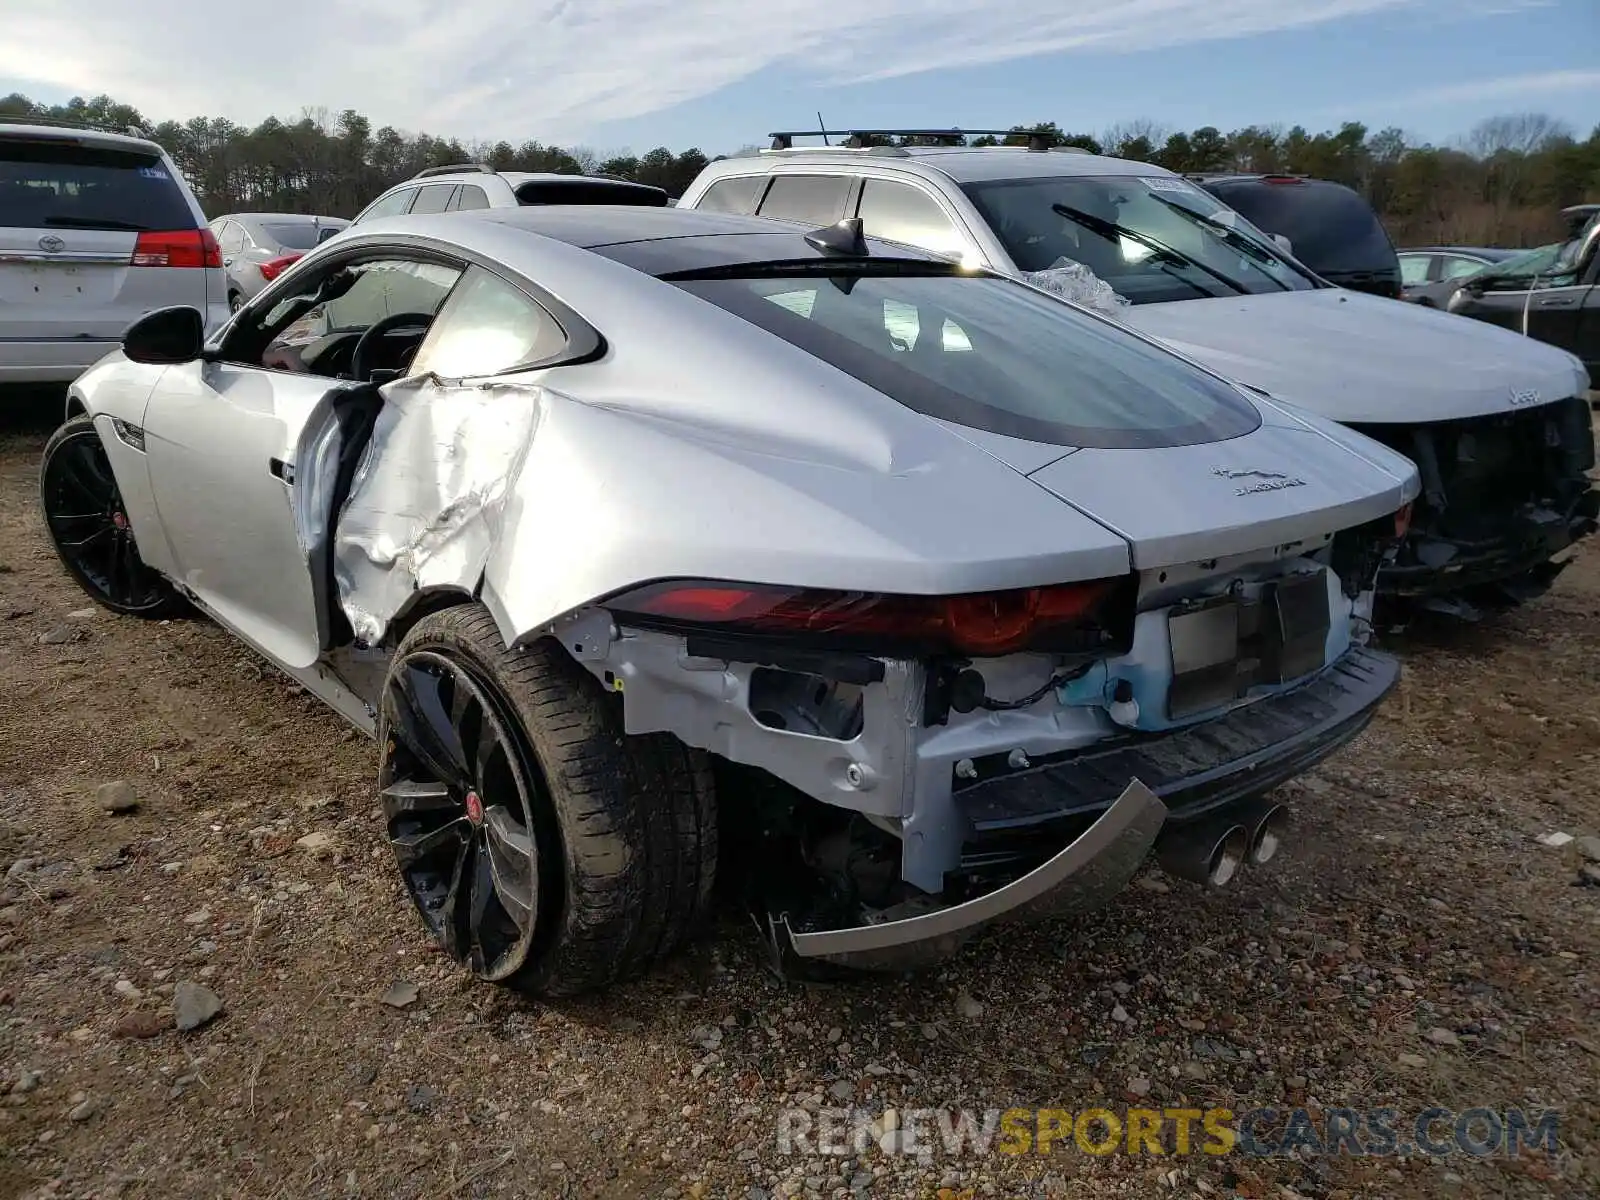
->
[1212,466,1307,496]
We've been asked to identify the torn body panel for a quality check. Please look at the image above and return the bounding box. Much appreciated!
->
[328,374,540,646]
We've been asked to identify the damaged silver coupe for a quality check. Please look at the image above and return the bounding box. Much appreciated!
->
[42,206,1420,995]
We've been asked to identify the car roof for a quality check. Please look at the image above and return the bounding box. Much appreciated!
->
[223,212,348,223]
[363,205,953,275]
[0,121,166,156]
[709,145,1175,184]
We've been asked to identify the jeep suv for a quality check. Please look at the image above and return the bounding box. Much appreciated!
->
[1,118,228,385]
[677,129,1597,616]
[349,164,670,226]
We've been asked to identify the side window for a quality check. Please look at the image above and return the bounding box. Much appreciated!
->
[1398,255,1433,286]
[451,185,490,211]
[696,175,766,215]
[219,221,250,254]
[249,258,463,369]
[409,184,458,215]
[1441,256,1485,280]
[757,175,852,225]
[855,179,965,256]
[408,265,567,378]
[353,188,415,225]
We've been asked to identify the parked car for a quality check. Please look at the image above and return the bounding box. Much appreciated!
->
[1399,245,1523,306]
[1187,173,1402,299]
[42,205,1418,993]
[1,117,228,386]
[349,163,669,226]
[1445,210,1600,385]
[210,212,349,309]
[679,130,1598,618]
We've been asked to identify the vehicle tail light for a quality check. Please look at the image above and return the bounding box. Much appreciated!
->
[607,579,1123,657]
[1262,175,1304,185]
[258,253,301,282]
[131,228,222,269]
[1394,501,1413,539]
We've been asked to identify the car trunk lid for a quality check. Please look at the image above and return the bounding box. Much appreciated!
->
[1023,418,1415,570]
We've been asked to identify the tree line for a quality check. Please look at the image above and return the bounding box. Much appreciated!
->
[4,92,1596,248]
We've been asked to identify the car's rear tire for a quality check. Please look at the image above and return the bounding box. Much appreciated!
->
[228,291,242,312]
[38,416,185,619]
[378,603,717,997]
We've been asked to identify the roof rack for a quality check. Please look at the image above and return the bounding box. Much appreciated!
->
[412,162,496,179]
[0,113,152,139]
[767,127,1066,153]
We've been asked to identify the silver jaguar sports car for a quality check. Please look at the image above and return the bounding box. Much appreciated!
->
[41,205,1420,994]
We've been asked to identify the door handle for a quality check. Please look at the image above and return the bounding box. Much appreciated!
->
[269,457,294,485]
[1535,296,1577,308]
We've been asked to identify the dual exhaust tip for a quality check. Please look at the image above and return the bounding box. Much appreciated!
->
[1156,798,1285,888]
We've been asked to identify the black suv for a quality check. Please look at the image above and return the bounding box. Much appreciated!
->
[1189,174,1401,299]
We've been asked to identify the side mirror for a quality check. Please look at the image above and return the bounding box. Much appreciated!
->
[122,306,205,365]
[316,226,340,244]
[1271,233,1293,255]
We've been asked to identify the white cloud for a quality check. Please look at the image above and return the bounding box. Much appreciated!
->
[1400,68,1600,108]
[0,0,1560,142]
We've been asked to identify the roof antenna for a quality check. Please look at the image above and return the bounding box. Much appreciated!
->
[804,217,869,257]
[817,111,829,148]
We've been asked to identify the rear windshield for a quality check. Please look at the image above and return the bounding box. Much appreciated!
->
[1209,181,1396,275]
[260,221,333,250]
[671,268,1261,449]
[0,138,193,231]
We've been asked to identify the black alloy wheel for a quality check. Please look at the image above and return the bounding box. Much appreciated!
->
[380,650,551,982]
[39,416,181,617]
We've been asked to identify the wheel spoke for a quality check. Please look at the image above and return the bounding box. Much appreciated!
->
[482,807,536,929]
[56,527,113,551]
[437,838,474,961]
[466,842,495,966]
[474,712,507,785]
[390,815,468,870]
[389,662,473,790]
[56,452,110,508]
[381,779,456,816]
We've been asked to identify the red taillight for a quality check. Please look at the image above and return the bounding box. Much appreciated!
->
[610,579,1119,657]
[1394,502,1414,539]
[131,228,222,269]
[1262,175,1304,185]
[258,253,301,282]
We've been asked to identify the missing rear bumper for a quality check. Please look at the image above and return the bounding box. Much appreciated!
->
[777,778,1167,969]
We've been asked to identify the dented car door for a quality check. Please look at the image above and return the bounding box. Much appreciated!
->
[142,356,357,670]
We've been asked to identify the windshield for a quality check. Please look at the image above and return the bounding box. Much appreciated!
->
[964,174,1319,305]
[261,221,339,250]
[670,266,1261,449]
[1209,180,1396,276]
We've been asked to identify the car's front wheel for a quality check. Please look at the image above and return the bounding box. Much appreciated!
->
[378,604,718,996]
[38,416,185,618]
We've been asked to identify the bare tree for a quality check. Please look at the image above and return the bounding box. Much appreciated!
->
[1464,112,1571,158]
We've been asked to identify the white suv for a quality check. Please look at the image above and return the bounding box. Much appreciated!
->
[678,129,1597,616]
[1,118,228,385]
[349,164,670,225]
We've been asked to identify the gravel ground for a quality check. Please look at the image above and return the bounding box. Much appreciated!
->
[1,397,1597,1199]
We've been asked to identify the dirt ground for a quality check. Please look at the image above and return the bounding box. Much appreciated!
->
[1,394,1597,1200]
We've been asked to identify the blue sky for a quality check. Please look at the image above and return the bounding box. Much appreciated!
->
[2,0,1596,156]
